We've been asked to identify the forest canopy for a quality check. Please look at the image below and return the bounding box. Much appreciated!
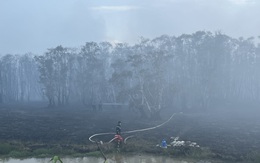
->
[1,31,260,119]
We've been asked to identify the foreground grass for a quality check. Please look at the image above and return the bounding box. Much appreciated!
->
[0,141,90,158]
[0,141,260,163]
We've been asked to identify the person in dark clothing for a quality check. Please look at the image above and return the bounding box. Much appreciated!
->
[116,121,121,135]
[115,121,123,143]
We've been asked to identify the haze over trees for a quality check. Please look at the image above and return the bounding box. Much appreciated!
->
[0,31,260,119]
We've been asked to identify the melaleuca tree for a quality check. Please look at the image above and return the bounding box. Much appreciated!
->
[230,37,258,102]
[132,37,175,119]
[172,31,233,110]
[18,53,41,102]
[0,58,3,103]
[0,54,20,103]
[109,43,133,104]
[35,46,74,107]
[98,42,114,103]
[76,42,105,106]
[147,35,176,119]
[126,38,164,119]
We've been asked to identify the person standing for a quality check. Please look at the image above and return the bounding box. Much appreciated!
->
[116,121,122,135]
[115,121,123,151]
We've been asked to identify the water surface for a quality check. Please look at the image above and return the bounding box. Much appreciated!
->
[0,155,215,163]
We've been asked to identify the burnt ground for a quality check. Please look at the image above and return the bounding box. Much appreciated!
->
[0,103,260,162]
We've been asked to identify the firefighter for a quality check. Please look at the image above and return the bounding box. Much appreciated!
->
[115,121,123,150]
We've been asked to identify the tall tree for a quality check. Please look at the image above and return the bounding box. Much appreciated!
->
[76,42,103,106]
[35,46,74,107]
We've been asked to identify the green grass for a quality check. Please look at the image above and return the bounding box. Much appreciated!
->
[0,141,259,163]
[0,142,29,158]
[85,151,102,157]
[0,143,14,155]
[8,150,30,158]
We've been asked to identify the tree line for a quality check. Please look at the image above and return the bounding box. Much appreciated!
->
[0,31,260,118]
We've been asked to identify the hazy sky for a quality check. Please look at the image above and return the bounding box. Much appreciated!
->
[0,0,259,55]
